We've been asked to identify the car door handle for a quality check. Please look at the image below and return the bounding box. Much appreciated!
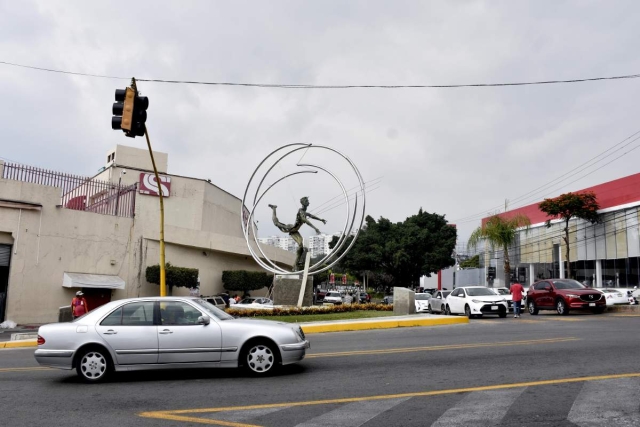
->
[103,330,117,335]
[159,329,173,334]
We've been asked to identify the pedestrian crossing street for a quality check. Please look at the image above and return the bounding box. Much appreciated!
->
[141,376,640,426]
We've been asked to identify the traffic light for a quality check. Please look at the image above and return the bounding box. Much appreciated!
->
[111,87,148,138]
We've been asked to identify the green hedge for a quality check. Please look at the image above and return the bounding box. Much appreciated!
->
[222,270,273,293]
[146,263,199,293]
[226,303,392,317]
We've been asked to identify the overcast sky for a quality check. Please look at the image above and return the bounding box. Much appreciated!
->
[2,1,640,246]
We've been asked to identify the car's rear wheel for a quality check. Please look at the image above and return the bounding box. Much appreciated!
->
[76,347,111,383]
[243,340,280,376]
[556,299,569,316]
[528,300,538,315]
[464,305,473,319]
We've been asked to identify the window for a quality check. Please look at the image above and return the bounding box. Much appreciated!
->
[122,302,154,325]
[451,289,460,297]
[534,282,548,291]
[434,292,441,299]
[160,301,203,326]
[101,307,122,326]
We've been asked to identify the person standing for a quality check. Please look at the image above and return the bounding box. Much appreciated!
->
[71,291,89,320]
[510,282,525,318]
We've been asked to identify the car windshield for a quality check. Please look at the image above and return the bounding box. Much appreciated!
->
[415,294,431,300]
[466,288,496,296]
[552,279,586,290]
[193,299,234,320]
[494,289,509,295]
[327,292,340,297]
[240,298,258,304]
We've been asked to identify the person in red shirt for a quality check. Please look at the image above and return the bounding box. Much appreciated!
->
[510,282,525,318]
[71,291,89,319]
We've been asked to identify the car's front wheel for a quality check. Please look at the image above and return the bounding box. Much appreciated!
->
[76,347,111,383]
[243,340,280,376]
[444,305,451,315]
[528,300,539,315]
[464,305,473,319]
[556,299,569,316]
[426,305,432,314]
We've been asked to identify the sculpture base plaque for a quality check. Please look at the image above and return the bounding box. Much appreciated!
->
[273,276,314,307]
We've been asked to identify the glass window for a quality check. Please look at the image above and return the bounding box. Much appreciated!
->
[442,291,451,298]
[192,299,234,321]
[122,302,154,326]
[101,307,123,326]
[466,288,496,296]
[551,279,585,290]
[160,301,202,326]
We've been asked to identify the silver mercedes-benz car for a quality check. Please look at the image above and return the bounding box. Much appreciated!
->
[35,297,309,382]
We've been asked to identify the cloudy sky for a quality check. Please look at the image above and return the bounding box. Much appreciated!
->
[2,1,640,245]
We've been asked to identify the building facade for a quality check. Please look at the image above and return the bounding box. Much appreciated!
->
[478,173,640,288]
[0,145,293,324]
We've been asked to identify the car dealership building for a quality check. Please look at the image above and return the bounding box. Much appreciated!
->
[478,172,640,289]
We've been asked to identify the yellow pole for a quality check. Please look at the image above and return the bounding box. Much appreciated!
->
[132,77,165,297]
[144,125,167,297]
[143,125,166,296]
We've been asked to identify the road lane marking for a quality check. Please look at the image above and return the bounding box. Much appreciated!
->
[431,388,525,427]
[568,377,640,426]
[305,337,580,358]
[0,367,53,373]
[138,372,640,426]
[294,397,410,427]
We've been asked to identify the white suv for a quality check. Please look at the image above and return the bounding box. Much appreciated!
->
[323,291,343,305]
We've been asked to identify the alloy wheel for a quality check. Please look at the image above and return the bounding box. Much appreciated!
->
[246,344,275,374]
[80,351,107,381]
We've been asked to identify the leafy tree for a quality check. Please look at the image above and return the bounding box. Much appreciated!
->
[146,263,199,295]
[539,191,600,279]
[222,270,273,294]
[468,214,531,288]
[330,209,457,289]
[459,254,480,269]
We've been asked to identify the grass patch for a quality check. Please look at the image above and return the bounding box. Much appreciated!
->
[251,310,396,323]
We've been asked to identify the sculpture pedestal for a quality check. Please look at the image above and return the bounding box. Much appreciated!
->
[393,287,416,315]
[273,276,314,307]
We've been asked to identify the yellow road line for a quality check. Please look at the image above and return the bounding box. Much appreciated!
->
[305,337,580,358]
[138,372,640,427]
[0,340,37,349]
[0,367,52,373]
[301,316,468,334]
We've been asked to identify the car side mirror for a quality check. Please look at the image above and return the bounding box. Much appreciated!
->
[197,315,211,325]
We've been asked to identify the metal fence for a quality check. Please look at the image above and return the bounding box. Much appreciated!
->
[2,162,136,218]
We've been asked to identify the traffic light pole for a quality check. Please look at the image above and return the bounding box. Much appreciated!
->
[132,77,166,297]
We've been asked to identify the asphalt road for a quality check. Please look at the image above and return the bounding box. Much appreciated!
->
[1,312,639,427]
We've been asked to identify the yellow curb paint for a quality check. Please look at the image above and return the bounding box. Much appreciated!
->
[0,367,52,373]
[300,317,468,334]
[305,337,579,359]
[0,340,37,349]
[138,372,640,426]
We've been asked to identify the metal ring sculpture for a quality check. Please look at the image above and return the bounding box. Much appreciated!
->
[241,143,366,276]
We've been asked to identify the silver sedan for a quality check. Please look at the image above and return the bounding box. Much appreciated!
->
[34,297,309,382]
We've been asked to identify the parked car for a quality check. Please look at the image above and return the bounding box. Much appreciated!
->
[445,286,508,318]
[232,297,274,310]
[428,290,451,314]
[315,288,328,302]
[203,296,226,309]
[323,291,343,305]
[526,279,606,315]
[358,292,370,303]
[34,297,309,382]
[382,295,394,305]
[493,288,513,312]
[414,293,432,313]
[599,288,632,306]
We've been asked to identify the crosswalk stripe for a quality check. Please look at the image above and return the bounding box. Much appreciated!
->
[293,397,410,427]
[430,388,525,427]
[567,377,640,426]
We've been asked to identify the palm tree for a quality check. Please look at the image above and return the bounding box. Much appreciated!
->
[468,214,531,288]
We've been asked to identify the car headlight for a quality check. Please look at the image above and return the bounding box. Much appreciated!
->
[294,326,305,342]
[566,294,579,298]
[471,299,483,304]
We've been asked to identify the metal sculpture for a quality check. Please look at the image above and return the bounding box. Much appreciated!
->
[241,143,366,275]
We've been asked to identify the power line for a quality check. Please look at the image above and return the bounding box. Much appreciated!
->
[452,129,640,224]
[2,60,640,89]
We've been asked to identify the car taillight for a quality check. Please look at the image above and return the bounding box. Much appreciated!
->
[37,335,45,345]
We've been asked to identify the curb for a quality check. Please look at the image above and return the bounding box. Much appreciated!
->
[300,317,469,334]
[0,339,37,349]
[606,305,640,313]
